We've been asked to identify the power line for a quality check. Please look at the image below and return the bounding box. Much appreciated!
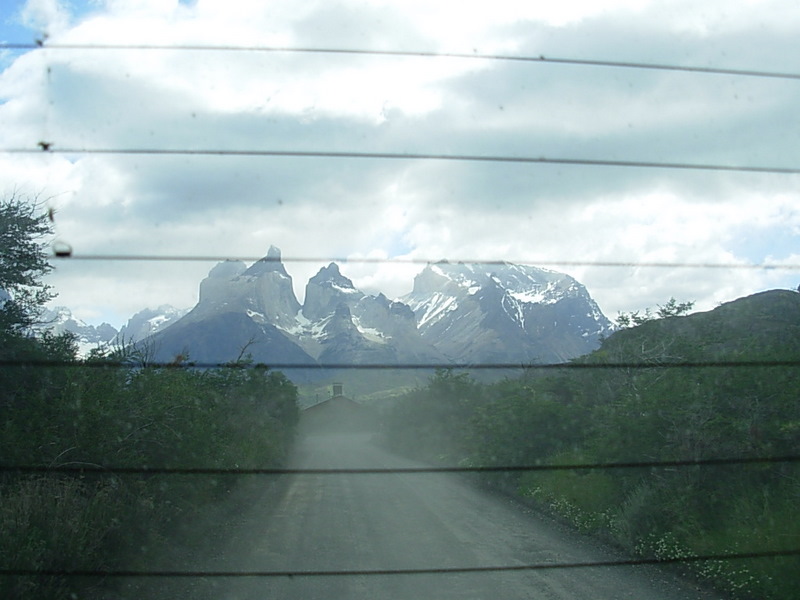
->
[2,42,800,82]
[46,253,800,271]
[2,549,797,579]
[2,455,798,478]
[8,147,800,175]
[1,359,798,370]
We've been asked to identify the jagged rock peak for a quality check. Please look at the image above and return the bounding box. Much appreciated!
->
[199,260,246,304]
[317,262,341,276]
[208,260,246,279]
[266,245,282,261]
[409,262,458,295]
[244,245,289,277]
[117,304,188,343]
[310,263,355,289]
[303,263,364,321]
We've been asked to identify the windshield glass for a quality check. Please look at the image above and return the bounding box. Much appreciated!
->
[1,1,798,599]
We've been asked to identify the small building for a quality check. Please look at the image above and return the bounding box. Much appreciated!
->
[301,383,378,433]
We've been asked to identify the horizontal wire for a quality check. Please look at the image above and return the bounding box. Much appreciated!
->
[47,253,800,271]
[8,147,800,175]
[2,455,798,478]
[1,359,798,370]
[3,42,800,82]
[2,549,797,579]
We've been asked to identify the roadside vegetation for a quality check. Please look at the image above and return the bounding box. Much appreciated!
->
[0,196,299,599]
[383,293,800,599]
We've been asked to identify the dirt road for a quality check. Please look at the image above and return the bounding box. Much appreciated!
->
[122,431,721,599]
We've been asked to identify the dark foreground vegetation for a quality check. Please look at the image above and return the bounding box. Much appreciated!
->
[383,291,800,599]
[0,196,299,598]
[0,336,299,599]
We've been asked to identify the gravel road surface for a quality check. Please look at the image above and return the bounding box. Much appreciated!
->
[122,430,723,600]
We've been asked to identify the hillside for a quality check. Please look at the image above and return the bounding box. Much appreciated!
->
[592,289,800,363]
[382,289,800,599]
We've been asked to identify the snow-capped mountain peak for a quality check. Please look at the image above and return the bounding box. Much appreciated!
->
[401,261,611,363]
[302,263,364,321]
[117,304,189,344]
[35,306,119,356]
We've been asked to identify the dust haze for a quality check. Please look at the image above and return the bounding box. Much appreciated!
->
[117,390,722,600]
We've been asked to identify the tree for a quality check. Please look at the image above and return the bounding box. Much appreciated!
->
[616,297,694,329]
[656,297,694,318]
[0,194,54,331]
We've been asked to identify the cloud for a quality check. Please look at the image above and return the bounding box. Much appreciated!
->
[0,0,798,328]
[19,0,72,37]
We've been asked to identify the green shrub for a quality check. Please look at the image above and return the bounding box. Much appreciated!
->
[0,358,299,598]
[0,476,123,599]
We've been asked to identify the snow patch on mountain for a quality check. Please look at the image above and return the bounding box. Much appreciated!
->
[36,306,119,356]
[410,292,459,328]
[352,315,389,343]
[332,283,360,294]
[246,309,268,324]
[117,304,189,343]
[509,288,551,304]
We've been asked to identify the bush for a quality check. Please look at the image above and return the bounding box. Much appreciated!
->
[0,476,123,599]
[0,357,299,598]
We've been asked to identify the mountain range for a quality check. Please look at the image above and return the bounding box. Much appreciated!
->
[35,306,119,356]
[145,246,611,386]
[35,304,187,356]
[41,246,613,394]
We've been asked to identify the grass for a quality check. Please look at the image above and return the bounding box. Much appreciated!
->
[517,467,800,599]
[0,476,123,599]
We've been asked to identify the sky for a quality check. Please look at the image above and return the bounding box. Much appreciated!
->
[1,0,798,328]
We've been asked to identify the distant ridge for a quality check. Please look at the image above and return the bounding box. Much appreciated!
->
[137,247,612,391]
